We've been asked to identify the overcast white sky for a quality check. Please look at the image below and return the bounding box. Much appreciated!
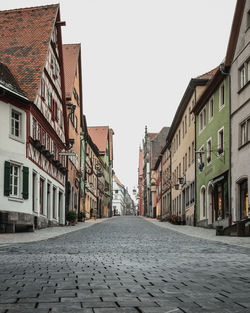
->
[2,0,236,198]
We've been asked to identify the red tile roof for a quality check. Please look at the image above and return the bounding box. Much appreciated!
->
[0,4,59,101]
[63,44,81,98]
[88,126,109,154]
[114,175,124,188]
[195,67,219,80]
[148,133,158,141]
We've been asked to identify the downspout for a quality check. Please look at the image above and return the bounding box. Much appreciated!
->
[194,87,197,227]
[229,74,232,226]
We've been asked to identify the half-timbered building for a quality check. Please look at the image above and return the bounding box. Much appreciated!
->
[0,4,68,232]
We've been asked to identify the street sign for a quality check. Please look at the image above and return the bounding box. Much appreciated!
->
[59,152,77,157]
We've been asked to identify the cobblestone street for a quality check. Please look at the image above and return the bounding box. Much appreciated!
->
[0,217,250,313]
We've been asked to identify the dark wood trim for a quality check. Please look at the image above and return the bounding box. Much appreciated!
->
[44,68,63,103]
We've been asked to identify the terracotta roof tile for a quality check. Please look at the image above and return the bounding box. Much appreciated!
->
[114,175,124,188]
[148,132,158,141]
[0,4,58,101]
[88,126,109,154]
[195,67,219,80]
[63,44,80,98]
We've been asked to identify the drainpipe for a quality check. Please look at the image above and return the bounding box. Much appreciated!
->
[194,87,197,227]
[220,64,231,226]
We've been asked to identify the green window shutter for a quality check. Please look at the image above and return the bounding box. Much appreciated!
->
[22,166,29,200]
[4,161,11,196]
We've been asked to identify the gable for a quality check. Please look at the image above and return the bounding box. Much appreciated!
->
[0,4,58,101]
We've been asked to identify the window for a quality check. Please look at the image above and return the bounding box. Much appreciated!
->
[47,90,52,108]
[41,79,45,99]
[179,163,181,178]
[42,131,46,146]
[209,97,214,120]
[239,59,250,90]
[32,118,37,139]
[198,146,205,171]
[240,67,246,89]
[185,115,187,133]
[192,141,195,163]
[75,116,78,131]
[218,128,224,154]
[185,153,187,172]
[188,107,191,126]
[219,83,225,109]
[37,124,41,141]
[179,129,181,146]
[182,121,184,138]
[11,110,21,138]
[240,117,250,146]
[46,135,50,151]
[40,178,44,215]
[10,164,20,197]
[199,107,206,132]
[188,146,191,167]
[207,139,212,164]
[183,156,185,175]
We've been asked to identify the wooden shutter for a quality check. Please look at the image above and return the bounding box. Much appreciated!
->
[4,161,11,196]
[22,166,29,199]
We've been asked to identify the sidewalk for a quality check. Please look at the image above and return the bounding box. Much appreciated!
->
[144,217,250,249]
[0,218,110,246]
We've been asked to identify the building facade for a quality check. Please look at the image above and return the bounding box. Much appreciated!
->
[0,4,68,232]
[63,44,83,219]
[169,74,213,225]
[112,175,125,215]
[193,69,231,228]
[228,0,250,224]
[88,126,114,217]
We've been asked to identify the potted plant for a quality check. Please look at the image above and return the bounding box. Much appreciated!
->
[66,210,77,226]
[78,211,86,222]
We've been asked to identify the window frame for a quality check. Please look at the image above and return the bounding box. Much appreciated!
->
[9,107,25,143]
[217,126,224,155]
[209,96,214,121]
[219,82,225,111]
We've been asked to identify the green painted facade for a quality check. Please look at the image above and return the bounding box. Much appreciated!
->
[196,76,230,227]
[101,140,112,217]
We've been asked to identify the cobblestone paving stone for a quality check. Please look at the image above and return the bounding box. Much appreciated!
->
[0,216,250,313]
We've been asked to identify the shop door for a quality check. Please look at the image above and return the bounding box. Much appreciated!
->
[240,180,248,219]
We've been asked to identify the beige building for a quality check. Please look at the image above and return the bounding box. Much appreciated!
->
[168,72,215,225]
